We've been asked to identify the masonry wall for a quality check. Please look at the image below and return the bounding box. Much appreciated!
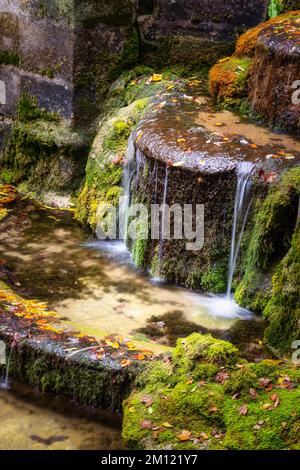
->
[0,0,269,126]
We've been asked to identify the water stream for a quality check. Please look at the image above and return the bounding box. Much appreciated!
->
[158,166,169,270]
[0,381,123,450]
[0,199,259,354]
[227,162,254,299]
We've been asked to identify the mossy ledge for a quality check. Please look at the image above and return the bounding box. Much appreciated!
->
[0,281,147,411]
[235,167,300,353]
[0,339,139,411]
[0,94,89,195]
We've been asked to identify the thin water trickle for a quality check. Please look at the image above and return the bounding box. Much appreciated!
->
[120,134,135,241]
[158,166,169,270]
[0,347,12,390]
[227,162,254,299]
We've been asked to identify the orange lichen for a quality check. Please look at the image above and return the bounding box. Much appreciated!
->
[236,10,300,57]
[209,57,251,101]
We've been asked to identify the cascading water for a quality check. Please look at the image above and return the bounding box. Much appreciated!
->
[158,166,169,269]
[120,134,135,241]
[0,347,12,390]
[226,162,254,299]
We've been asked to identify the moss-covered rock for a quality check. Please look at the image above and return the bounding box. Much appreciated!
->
[0,94,89,193]
[123,333,300,450]
[75,68,180,230]
[75,97,149,230]
[209,56,251,105]
[235,167,300,352]
[264,223,300,352]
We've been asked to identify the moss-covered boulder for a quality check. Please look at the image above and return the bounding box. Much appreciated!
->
[235,167,300,353]
[209,56,251,106]
[123,333,300,450]
[209,10,300,131]
[75,67,182,229]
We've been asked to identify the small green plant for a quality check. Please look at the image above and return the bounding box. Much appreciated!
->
[268,0,284,18]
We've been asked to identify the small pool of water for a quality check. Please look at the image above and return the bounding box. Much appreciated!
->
[0,200,264,355]
[0,381,123,450]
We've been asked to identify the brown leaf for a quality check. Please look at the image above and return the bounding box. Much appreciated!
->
[270,393,278,402]
[259,378,271,388]
[140,420,153,430]
[249,388,258,398]
[239,405,248,416]
[177,430,192,441]
[215,371,230,383]
[141,396,153,407]
[232,393,241,400]
[209,406,219,413]
[198,380,207,387]
[199,431,209,441]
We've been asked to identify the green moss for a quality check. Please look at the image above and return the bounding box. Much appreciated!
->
[173,334,238,376]
[17,94,59,123]
[199,263,227,293]
[0,50,20,66]
[223,388,300,450]
[264,223,300,352]
[235,167,300,317]
[123,333,300,450]
[1,105,88,192]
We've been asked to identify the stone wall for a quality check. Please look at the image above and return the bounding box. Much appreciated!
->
[137,0,269,43]
[0,1,270,126]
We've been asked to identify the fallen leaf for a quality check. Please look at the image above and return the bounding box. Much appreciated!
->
[141,420,153,429]
[259,378,272,388]
[262,403,272,411]
[172,161,185,167]
[215,371,229,383]
[270,393,278,402]
[239,405,248,416]
[121,359,131,368]
[209,406,219,413]
[177,430,192,441]
[161,422,173,428]
[151,74,163,82]
[141,396,153,407]
[135,131,143,144]
[249,388,258,398]
[199,431,209,441]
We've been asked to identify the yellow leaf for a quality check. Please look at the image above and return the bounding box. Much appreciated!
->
[177,430,192,441]
[218,57,230,64]
[135,131,143,144]
[161,422,173,428]
[151,74,163,82]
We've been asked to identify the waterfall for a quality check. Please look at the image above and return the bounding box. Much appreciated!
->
[120,134,135,241]
[0,347,12,390]
[158,166,169,268]
[227,162,254,299]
